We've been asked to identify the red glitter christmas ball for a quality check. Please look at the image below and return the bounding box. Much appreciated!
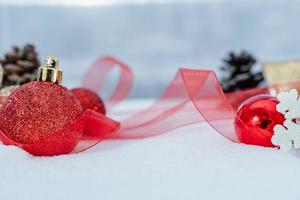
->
[70,88,106,137]
[235,95,285,147]
[71,88,106,114]
[0,81,83,156]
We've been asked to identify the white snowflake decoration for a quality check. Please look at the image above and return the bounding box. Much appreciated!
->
[272,89,300,151]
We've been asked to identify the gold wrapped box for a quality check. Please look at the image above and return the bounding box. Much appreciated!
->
[262,60,300,92]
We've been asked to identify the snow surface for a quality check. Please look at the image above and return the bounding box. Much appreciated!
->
[0,100,300,200]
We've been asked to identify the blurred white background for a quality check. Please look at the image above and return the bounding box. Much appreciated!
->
[0,0,249,6]
[0,0,298,97]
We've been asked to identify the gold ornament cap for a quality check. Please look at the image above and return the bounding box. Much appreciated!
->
[37,56,62,83]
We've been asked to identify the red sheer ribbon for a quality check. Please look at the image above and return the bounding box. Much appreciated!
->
[82,57,274,144]
[82,56,133,111]
[110,69,240,142]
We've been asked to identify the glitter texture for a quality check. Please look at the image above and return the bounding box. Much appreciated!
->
[0,81,82,145]
[71,88,106,114]
[22,117,84,156]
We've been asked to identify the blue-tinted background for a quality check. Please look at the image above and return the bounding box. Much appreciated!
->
[0,0,299,98]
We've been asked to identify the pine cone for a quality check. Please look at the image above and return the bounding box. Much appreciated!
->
[0,44,40,88]
[220,51,264,92]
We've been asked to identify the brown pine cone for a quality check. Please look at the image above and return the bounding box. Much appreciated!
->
[0,44,40,88]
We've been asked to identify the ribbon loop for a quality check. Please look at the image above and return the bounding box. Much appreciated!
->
[82,56,133,111]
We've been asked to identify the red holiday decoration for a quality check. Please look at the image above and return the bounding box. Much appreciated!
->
[71,88,106,114]
[0,54,296,156]
[70,88,107,137]
[0,56,121,156]
[235,95,285,147]
[0,81,83,156]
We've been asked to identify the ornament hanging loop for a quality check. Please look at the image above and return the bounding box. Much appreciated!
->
[37,56,63,83]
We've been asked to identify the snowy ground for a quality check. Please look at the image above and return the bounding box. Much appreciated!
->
[0,100,300,200]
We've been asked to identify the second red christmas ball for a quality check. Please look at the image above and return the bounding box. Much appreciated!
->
[70,88,107,137]
[71,88,106,115]
[235,95,285,147]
